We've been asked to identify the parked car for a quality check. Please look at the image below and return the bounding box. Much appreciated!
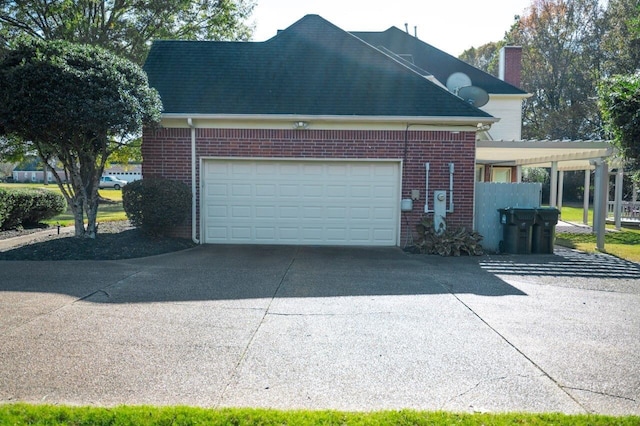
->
[99,175,127,190]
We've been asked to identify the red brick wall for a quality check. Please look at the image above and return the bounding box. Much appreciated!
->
[141,127,477,243]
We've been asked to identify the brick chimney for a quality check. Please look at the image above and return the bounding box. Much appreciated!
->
[499,46,522,88]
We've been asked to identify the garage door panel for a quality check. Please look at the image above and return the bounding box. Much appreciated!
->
[231,227,251,240]
[279,185,299,196]
[207,183,227,196]
[203,160,399,246]
[279,206,299,219]
[255,184,276,196]
[209,206,228,219]
[327,207,347,219]
[374,184,395,197]
[255,206,275,218]
[231,184,251,196]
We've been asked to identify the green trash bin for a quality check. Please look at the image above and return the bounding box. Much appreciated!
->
[532,207,560,254]
[498,208,536,254]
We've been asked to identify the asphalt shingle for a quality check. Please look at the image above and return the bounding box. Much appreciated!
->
[144,15,493,118]
[352,27,527,95]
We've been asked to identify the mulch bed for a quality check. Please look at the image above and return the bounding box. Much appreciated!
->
[0,221,196,261]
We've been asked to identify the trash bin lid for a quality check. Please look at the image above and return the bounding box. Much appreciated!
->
[536,207,560,222]
[511,208,537,221]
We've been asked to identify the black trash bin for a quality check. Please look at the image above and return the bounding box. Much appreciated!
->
[498,208,536,254]
[532,207,560,254]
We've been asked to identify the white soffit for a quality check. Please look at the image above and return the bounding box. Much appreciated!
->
[476,140,616,171]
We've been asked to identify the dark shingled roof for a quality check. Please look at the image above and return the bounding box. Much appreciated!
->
[144,15,493,118]
[352,27,527,96]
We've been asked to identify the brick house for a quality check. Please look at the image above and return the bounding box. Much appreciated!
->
[142,15,498,246]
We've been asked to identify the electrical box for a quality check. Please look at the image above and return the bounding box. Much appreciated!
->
[401,198,413,212]
[434,190,447,233]
[411,189,420,200]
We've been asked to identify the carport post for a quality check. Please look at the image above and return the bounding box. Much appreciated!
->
[592,159,607,251]
[583,169,590,225]
[558,170,564,211]
[550,161,558,207]
[615,168,623,230]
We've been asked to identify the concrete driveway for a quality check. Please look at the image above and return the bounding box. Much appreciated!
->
[0,245,639,414]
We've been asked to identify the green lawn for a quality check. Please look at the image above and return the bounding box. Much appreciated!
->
[0,182,127,226]
[0,404,637,426]
[557,205,640,263]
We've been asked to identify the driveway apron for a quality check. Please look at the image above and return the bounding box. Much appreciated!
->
[0,245,638,414]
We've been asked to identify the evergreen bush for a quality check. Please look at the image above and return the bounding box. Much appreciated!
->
[122,178,191,236]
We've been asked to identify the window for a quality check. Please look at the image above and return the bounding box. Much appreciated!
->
[491,167,512,183]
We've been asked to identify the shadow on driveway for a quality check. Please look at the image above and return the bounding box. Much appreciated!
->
[0,245,527,303]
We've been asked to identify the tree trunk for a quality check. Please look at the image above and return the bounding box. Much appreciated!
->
[84,187,100,239]
[71,196,86,237]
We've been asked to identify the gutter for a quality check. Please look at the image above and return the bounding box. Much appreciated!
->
[188,117,199,244]
[164,113,499,127]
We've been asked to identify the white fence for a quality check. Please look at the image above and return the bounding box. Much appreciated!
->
[475,182,542,253]
[607,201,640,222]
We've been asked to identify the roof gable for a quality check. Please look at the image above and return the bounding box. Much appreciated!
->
[144,15,492,118]
[352,27,527,96]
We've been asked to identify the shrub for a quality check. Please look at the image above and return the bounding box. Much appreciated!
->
[122,178,191,236]
[0,188,9,228]
[0,188,66,230]
[23,189,67,225]
[414,216,484,256]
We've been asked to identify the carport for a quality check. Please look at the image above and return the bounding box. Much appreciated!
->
[476,139,620,250]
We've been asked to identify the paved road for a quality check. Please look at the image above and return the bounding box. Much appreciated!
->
[0,245,638,414]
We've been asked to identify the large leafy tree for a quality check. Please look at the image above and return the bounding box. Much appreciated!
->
[507,0,605,140]
[0,0,254,172]
[459,41,505,78]
[460,0,639,141]
[0,0,255,64]
[599,72,640,164]
[601,0,640,76]
[0,38,162,238]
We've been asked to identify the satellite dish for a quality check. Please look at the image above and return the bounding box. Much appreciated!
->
[445,72,472,94]
[458,85,490,108]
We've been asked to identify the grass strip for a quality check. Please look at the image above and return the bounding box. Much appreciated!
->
[556,229,640,263]
[0,404,638,426]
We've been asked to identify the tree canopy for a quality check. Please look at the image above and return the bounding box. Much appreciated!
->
[459,0,640,141]
[0,38,162,237]
[0,0,255,64]
[509,0,605,140]
[599,72,640,164]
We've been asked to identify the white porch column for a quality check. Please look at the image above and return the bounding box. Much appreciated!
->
[550,161,558,207]
[516,165,522,183]
[558,170,565,212]
[615,168,623,230]
[583,169,590,225]
[592,159,608,251]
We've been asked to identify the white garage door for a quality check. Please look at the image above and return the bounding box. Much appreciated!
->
[202,159,400,246]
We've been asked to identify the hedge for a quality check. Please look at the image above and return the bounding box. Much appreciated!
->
[0,188,67,230]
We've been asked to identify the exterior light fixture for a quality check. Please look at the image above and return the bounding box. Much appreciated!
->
[293,121,309,129]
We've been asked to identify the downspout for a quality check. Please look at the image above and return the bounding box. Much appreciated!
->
[447,162,454,213]
[188,118,199,244]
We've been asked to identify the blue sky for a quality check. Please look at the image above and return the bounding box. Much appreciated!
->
[250,0,533,56]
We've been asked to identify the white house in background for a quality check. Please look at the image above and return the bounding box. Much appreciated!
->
[103,164,142,183]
